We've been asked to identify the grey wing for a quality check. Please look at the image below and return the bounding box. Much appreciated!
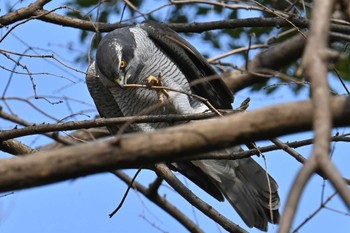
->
[86,61,125,134]
[140,21,233,109]
[86,62,224,200]
[141,21,280,230]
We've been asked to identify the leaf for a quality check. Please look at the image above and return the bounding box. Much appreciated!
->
[76,0,99,8]
[196,6,210,15]
[334,56,350,81]
[98,10,109,23]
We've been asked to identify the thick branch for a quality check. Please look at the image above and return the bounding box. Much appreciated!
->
[170,18,350,34]
[4,3,350,36]
[0,96,348,192]
[0,0,50,26]
[32,9,123,32]
[224,33,306,93]
[279,1,349,233]
[0,139,37,155]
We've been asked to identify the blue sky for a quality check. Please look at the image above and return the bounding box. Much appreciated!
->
[0,1,349,233]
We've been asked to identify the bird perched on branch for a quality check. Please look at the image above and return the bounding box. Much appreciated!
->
[86,21,280,231]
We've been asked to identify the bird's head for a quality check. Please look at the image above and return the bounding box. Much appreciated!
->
[96,27,140,89]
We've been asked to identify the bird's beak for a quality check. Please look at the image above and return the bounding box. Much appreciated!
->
[114,73,125,89]
[114,70,128,89]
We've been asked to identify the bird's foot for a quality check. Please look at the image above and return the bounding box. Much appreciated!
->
[146,73,170,103]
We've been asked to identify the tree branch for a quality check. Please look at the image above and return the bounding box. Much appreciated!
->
[0,112,230,141]
[279,1,350,232]
[224,32,306,93]
[4,3,350,36]
[0,107,72,145]
[0,139,37,155]
[0,96,348,192]
[39,128,111,151]
[112,170,205,233]
[271,137,350,185]
[154,163,247,233]
[0,0,50,26]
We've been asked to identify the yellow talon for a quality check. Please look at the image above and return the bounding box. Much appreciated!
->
[147,75,160,85]
[146,74,170,99]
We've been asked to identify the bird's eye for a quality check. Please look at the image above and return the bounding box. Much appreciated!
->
[120,59,126,69]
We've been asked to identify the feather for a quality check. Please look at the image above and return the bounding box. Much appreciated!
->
[140,21,233,109]
[86,62,128,134]
[89,21,280,231]
[193,156,280,231]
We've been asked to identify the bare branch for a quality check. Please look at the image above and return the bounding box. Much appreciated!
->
[154,163,247,233]
[271,138,350,185]
[279,1,350,232]
[39,128,110,150]
[2,1,350,231]
[223,32,306,93]
[0,139,37,155]
[0,96,348,192]
[0,107,71,145]
[0,0,50,26]
[0,112,229,141]
[112,170,205,233]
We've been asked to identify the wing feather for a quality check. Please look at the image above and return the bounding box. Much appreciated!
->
[140,21,233,109]
[86,61,125,134]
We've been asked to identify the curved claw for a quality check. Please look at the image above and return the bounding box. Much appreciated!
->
[146,74,170,99]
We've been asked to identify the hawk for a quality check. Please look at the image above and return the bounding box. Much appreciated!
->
[86,21,280,231]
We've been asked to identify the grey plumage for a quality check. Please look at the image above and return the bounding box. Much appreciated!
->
[86,21,280,231]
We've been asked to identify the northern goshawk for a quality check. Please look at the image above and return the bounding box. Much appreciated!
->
[86,21,280,231]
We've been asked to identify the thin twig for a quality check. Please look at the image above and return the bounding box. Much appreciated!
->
[0,107,72,145]
[292,192,338,232]
[109,168,142,218]
[112,170,205,233]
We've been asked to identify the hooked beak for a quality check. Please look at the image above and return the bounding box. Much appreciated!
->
[114,70,128,89]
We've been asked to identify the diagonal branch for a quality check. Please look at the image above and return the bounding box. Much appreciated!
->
[271,138,350,185]
[154,163,247,233]
[0,139,37,155]
[112,170,205,233]
[0,0,50,26]
[0,96,348,193]
[223,32,306,93]
[3,138,205,232]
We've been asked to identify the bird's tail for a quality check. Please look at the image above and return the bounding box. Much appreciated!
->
[192,153,280,231]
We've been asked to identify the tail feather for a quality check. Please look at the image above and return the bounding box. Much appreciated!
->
[219,175,270,231]
[235,157,280,212]
[171,161,224,202]
[192,152,280,232]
